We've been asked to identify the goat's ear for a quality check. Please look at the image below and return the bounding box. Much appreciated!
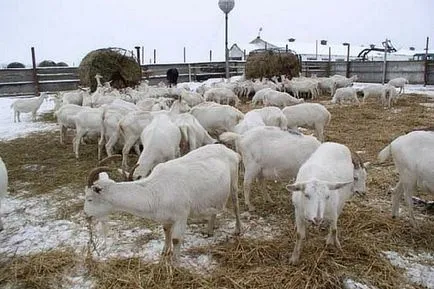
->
[286,183,305,192]
[326,181,352,190]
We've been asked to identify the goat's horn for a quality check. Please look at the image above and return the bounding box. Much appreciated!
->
[87,166,110,187]
[128,164,140,181]
[98,154,122,166]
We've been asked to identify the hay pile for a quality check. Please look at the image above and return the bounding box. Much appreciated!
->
[7,62,25,68]
[38,60,57,67]
[245,50,300,80]
[78,47,142,92]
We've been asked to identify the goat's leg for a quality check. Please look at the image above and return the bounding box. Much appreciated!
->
[171,219,187,260]
[59,125,66,145]
[290,209,306,265]
[391,181,404,218]
[162,223,173,256]
[326,215,341,250]
[121,137,139,169]
[73,129,86,159]
[97,134,105,161]
[403,181,417,226]
[243,166,261,212]
[260,178,274,203]
[207,214,217,236]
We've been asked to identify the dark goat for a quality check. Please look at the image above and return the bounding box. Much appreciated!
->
[166,68,179,88]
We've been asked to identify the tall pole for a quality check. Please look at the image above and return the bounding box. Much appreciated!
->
[346,44,350,78]
[382,39,388,85]
[31,47,40,96]
[225,12,229,79]
[424,36,430,87]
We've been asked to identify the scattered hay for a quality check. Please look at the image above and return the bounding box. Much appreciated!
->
[78,47,141,92]
[245,50,300,80]
[1,93,434,288]
[0,249,77,289]
[88,258,208,289]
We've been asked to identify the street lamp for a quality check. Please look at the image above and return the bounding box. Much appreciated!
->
[343,42,350,78]
[218,0,235,80]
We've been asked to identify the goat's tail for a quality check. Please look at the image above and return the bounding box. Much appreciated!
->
[378,143,392,163]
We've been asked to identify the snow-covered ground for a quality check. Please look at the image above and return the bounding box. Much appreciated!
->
[0,82,434,289]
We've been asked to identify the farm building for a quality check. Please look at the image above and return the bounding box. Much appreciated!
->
[230,35,419,62]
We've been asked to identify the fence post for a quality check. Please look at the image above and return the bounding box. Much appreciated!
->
[184,47,186,63]
[188,64,192,82]
[209,50,212,62]
[135,46,141,65]
[424,36,430,87]
[31,47,40,96]
[153,49,157,64]
[327,47,331,77]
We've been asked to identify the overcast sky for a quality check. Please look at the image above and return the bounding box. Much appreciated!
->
[1,0,433,67]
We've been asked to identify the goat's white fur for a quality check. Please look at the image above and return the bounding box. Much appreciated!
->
[10,92,49,122]
[282,103,331,142]
[377,130,434,226]
[219,126,321,211]
[286,142,367,264]
[84,144,242,259]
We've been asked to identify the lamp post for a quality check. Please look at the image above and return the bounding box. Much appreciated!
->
[343,42,350,78]
[218,0,235,80]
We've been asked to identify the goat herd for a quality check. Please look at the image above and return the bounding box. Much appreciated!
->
[1,72,430,266]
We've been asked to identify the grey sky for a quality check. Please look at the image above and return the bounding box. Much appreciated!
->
[1,0,433,66]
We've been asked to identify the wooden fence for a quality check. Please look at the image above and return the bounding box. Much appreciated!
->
[0,60,432,97]
[0,61,245,97]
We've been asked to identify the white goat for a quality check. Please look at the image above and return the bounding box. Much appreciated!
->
[331,87,360,106]
[97,100,138,160]
[73,107,104,159]
[0,157,8,231]
[180,90,204,107]
[54,104,84,144]
[190,102,244,138]
[387,77,409,94]
[10,92,49,122]
[263,89,304,108]
[232,111,266,134]
[204,87,240,106]
[317,77,337,96]
[286,142,367,264]
[282,103,331,142]
[133,113,184,179]
[331,75,358,88]
[251,107,288,130]
[114,110,154,169]
[84,144,241,259]
[172,113,217,153]
[378,130,434,226]
[219,126,321,211]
